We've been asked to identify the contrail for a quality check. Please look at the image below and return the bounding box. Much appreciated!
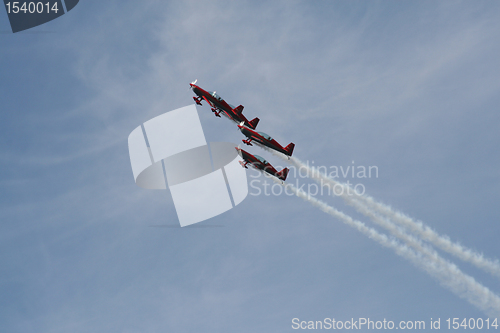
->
[266,148,500,279]
[271,177,500,317]
[352,191,500,278]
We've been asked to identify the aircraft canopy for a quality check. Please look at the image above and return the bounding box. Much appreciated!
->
[257,132,272,141]
[210,91,223,101]
[254,155,267,164]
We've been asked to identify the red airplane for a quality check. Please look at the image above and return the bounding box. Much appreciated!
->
[238,122,295,157]
[236,147,289,181]
[190,80,260,129]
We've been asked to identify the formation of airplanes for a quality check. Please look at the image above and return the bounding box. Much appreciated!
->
[190,80,294,181]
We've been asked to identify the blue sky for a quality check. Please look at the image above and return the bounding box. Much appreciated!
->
[1,1,500,331]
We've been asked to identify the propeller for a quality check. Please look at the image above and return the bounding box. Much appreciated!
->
[189,79,197,89]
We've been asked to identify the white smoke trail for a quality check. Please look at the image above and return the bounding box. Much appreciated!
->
[272,177,500,317]
[353,192,500,278]
[265,148,500,279]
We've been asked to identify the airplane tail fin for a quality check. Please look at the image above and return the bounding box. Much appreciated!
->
[284,143,295,156]
[276,168,289,181]
[233,105,244,115]
[248,117,260,129]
